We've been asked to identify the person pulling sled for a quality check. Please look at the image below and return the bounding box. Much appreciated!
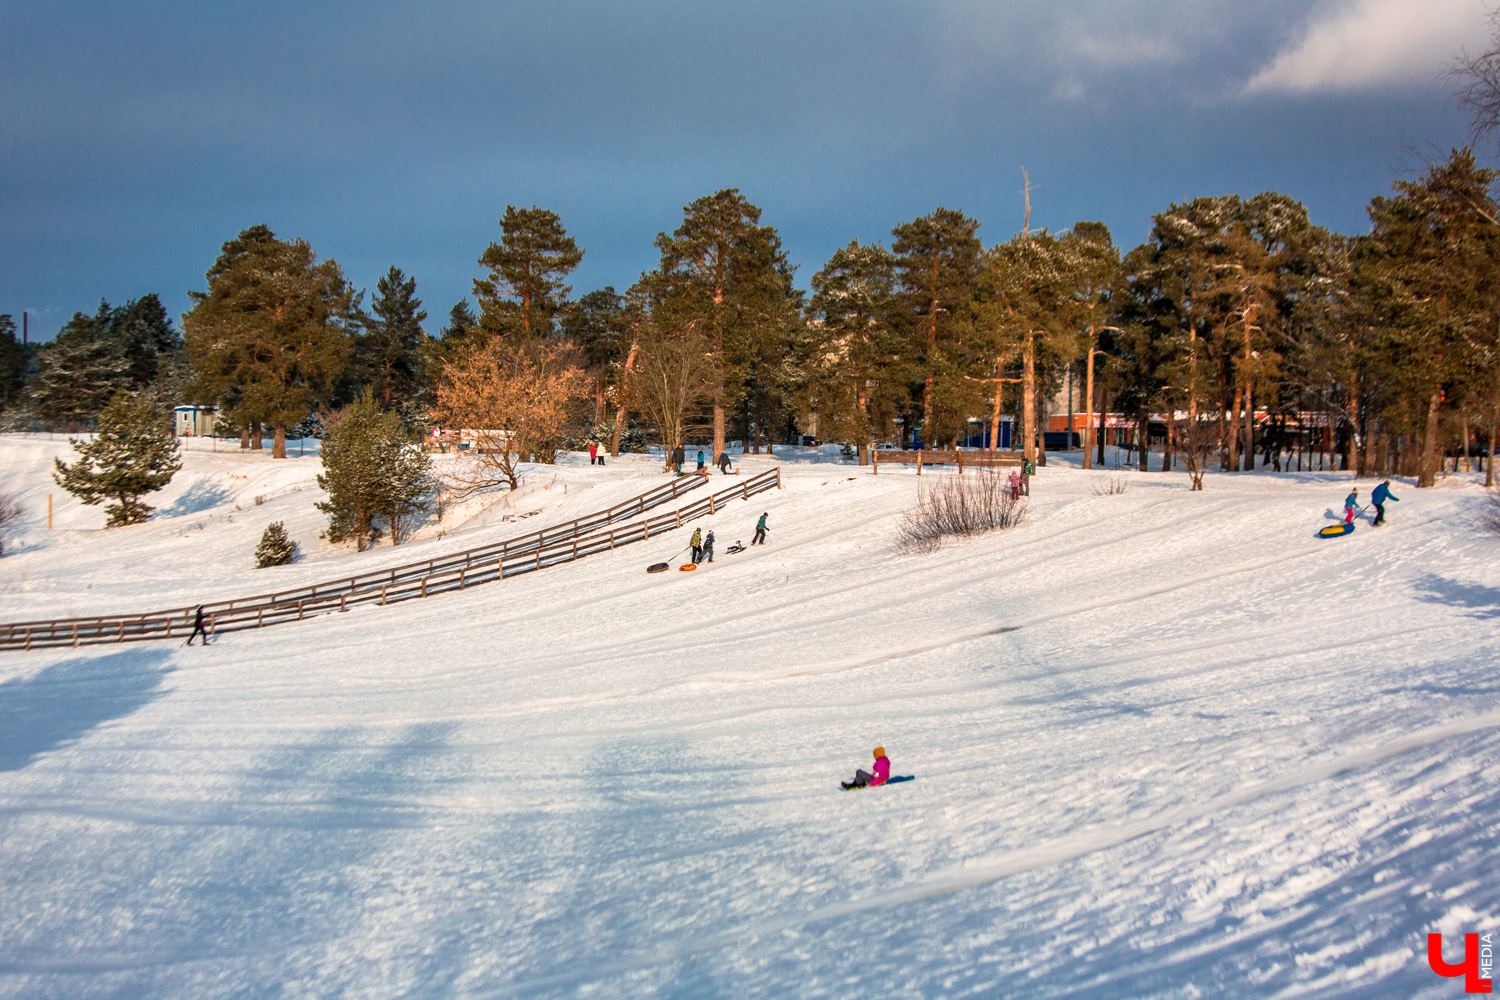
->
[690,527,703,564]
[1371,480,1399,526]
[842,747,890,789]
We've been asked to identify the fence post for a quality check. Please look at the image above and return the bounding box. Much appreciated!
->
[298,600,304,620]
[676,510,681,528]
[118,621,124,643]
[642,522,648,541]
[609,531,614,550]
[340,594,347,612]
[72,624,78,647]
[957,449,963,475]
[873,447,878,475]
[776,467,782,488]
[421,578,428,598]
[497,558,503,580]
[459,568,465,591]
[709,495,715,514]
[258,607,264,627]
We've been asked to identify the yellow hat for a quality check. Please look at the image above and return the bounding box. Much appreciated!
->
[873,746,885,758]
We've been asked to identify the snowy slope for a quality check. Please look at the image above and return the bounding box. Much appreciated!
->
[1,434,1498,998]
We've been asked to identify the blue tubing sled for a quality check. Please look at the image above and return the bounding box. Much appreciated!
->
[1318,522,1355,538]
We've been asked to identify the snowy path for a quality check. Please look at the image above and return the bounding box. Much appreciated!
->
[0,437,1497,997]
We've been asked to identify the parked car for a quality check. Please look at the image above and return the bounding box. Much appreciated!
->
[797,434,821,446]
[1044,431,1081,451]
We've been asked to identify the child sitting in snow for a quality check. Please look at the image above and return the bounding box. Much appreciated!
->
[842,747,890,789]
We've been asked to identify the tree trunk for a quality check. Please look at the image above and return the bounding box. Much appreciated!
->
[1082,346,1095,470]
[1037,385,1048,467]
[990,356,1005,455]
[1227,384,1242,472]
[594,382,607,427]
[1462,413,1472,473]
[1488,419,1497,488]
[1022,330,1036,462]
[1418,386,1442,487]
[250,421,263,450]
[1161,411,1173,472]
[713,402,726,469]
[1137,415,1149,471]
[240,425,250,450]
[1242,389,1253,470]
[1096,387,1106,467]
[272,425,286,459]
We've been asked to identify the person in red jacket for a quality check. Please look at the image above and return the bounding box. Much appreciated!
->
[842,747,890,789]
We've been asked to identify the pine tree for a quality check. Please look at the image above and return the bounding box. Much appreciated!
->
[255,520,299,567]
[891,208,984,443]
[53,392,182,527]
[28,308,132,420]
[473,206,583,344]
[653,189,800,459]
[0,315,32,411]
[183,225,356,458]
[351,265,428,415]
[316,388,434,549]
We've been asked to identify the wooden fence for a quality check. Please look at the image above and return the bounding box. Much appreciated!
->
[872,449,1025,473]
[0,469,781,651]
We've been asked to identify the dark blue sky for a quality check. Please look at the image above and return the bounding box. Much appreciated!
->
[0,0,1488,338]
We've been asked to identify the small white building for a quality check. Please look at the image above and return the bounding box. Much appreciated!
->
[173,405,218,437]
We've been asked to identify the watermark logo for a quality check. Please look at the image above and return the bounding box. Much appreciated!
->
[1429,932,1494,993]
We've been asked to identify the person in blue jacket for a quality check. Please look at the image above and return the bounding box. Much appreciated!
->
[752,512,768,545]
[1343,488,1360,524]
[1371,480,1399,526]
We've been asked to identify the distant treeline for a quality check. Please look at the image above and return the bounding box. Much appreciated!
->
[5,148,1499,485]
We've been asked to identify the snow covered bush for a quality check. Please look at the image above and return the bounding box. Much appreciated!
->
[896,470,1027,554]
[255,521,299,567]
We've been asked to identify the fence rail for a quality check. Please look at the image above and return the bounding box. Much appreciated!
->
[872,449,1024,472]
[1,469,781,651]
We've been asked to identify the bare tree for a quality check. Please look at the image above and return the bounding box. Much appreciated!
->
[1450,9,1500,150]
[630,319,715,472]
[431,341,589,495]
[0,491,21,556]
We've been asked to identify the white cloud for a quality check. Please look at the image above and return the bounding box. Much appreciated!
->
[1246,0,1490,94]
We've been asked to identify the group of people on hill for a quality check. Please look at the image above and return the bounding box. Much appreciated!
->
[667,445,735,476]
[688,512,769,564]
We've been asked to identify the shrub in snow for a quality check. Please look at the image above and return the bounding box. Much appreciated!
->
[896,470,1027,554]
[255,521,299,567]
[0,490,21,556]
[1091,473,1131,496]
[52,392,181,527]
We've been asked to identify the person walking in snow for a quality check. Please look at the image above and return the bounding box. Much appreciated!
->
[187,605,210,646]
[696,449,706,472]
[751,512,768,546]
[717,451,733,475]
[690,526,703,564]
[588,441,599,465]
[1371,480,1399,526]
[1343,487,1360,524]
[671,444,685,475]
[702,530,715,563]
[842,746,891,790]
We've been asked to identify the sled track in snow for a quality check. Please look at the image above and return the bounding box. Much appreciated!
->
[0,470,781,651]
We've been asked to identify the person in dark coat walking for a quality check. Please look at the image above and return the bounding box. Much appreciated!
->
[717,452,733,475]
[690,527,703,564]
[671,444,685,474]
[1371,480,1399,526]
[752,512,768,545]
[187,605,210,646]
[702,530,715,563]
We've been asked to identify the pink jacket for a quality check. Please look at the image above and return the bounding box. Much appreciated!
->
[871,755,890,786]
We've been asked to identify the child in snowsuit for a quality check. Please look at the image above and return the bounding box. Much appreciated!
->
[1371,480,1399,526]
[752,512,768,545]
[1343,488,1360,524]
[690,527,703,564]
[702,530,715,563]
[842,747,890,789]
[588,442,599,465]
[187,605,210,646]
[696,450,706,472]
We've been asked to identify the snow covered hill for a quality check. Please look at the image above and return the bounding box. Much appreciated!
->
[1,433,1497,998]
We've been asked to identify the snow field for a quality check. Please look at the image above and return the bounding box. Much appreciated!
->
[1,434,1498,997]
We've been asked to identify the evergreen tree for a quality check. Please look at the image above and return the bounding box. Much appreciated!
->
[561,287,630,426]
[316,388,434,549]
[805,240,905,462]
[653,188,800,459]
[52,392,182,527]
[29,308,132,420]
[891,208,984,442]
[255,521,299,567]
[0,315,34,411]
[473,206,583,344]
[183,225,356,458]
[351,265,429,415]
